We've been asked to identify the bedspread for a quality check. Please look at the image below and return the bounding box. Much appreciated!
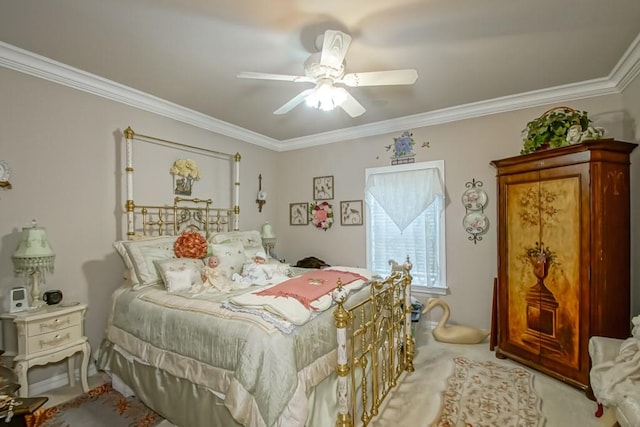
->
[104,266,374,427]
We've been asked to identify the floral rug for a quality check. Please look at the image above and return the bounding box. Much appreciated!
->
[432,356,545,427]
[25,383,163,427]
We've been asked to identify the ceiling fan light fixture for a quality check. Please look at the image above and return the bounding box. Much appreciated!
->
[305,80,345,112]
[238,29,417,117]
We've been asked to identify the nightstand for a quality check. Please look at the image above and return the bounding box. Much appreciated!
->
[0,304,90,397]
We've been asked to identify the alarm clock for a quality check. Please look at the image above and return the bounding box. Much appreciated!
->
[9,287,28,313]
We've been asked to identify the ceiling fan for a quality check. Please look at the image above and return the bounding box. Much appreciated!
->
[237,30,418,117]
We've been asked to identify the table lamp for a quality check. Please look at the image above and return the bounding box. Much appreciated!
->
[261,221,276,259]
[12,220,55,308]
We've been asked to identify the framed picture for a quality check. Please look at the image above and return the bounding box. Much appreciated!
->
[313,176,334,200]
[340,200,364,226]
[289,202,309,225]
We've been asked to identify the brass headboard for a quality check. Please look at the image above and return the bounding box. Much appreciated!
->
[122,127,240,239]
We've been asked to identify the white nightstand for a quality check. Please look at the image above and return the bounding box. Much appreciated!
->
[0,304,90,397]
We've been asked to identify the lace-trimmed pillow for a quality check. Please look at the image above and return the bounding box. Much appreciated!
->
[154,258,204,293]
[121,236,178,290]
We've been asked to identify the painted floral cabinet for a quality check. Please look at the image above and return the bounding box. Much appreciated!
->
[491,139,637,391]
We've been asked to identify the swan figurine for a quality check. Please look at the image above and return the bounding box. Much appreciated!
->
[422,298,490,344]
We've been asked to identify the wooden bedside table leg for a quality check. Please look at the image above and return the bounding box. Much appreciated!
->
[67,354,75,388]
[80,340,90,393]
[14,361,28,397]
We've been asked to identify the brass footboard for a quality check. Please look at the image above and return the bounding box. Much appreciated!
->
[333,259,415,427]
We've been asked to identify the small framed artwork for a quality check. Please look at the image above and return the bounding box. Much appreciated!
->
[290,202,309,225]
[313,176,334,200]
[340,200,364,226]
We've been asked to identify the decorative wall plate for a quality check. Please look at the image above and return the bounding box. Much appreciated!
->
[463,212,489,235]
[461,188,488,211]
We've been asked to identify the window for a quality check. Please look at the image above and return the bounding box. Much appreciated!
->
[365,161,447,292]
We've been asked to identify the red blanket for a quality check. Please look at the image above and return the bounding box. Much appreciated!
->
[255,269,368,310]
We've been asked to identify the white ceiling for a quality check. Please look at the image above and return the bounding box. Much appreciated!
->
[1,0,640,150]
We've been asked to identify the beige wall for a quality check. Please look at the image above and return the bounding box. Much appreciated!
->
[1,64,638,386]
[0,68,279,383]
[277,94,636,330]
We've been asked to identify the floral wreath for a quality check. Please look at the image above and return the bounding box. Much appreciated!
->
[309,201,334,231]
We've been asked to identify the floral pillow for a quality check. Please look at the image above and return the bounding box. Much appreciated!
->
[154,258,204,293]
[209,241,247,279]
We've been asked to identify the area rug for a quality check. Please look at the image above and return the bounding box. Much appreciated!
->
[432,356,545,427]
[25,383,164,427]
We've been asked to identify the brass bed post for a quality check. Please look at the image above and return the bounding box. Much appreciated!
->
[403,260,416,373]
[124,126,135,239]
[332,280,353,427]
[233,153,241,231]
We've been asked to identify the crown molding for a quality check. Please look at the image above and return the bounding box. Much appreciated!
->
[1,38,638,152]
[0,42,281,151]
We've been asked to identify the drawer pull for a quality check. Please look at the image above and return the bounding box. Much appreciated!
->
[39,333,70,349]
[39,318,71,332]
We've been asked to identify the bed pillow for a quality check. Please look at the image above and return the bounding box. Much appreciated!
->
[122,236,178,290]
[209,230,263,249]
[209,241,247,279]
[259,261,293,277]
[154,258,204,292]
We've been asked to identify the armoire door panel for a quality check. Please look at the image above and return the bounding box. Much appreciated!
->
[503,176,581,370]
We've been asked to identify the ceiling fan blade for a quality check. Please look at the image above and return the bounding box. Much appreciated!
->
[320,30,352,70]
[335,88,366,118]
[274,89,315,115]
[237,71,313,83]
[339,69,418,87]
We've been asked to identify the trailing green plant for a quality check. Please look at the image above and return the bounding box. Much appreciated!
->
[521,106,593,154]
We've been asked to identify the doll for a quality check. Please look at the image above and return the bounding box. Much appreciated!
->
[191,255,233,293]
[232,251,287,287]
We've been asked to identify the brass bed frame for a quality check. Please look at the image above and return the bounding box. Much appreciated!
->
[115,127,415,427]
[122,126,239,238]
[333,260,415,427]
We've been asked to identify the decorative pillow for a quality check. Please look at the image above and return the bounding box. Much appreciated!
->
[209,241,247,279]
[243,246,263,260]
[260,261,293,277]
[154,258,204,293]
[208,230,263,249]
[122,236,178,290]
[174,231,208,259]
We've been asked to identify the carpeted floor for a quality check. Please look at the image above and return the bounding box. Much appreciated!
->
[27,383,163,427]
[34,322,613,427]
[369,322,613,427]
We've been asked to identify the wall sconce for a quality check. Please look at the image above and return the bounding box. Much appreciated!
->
[256,174,267,212]
[12,220,55,308]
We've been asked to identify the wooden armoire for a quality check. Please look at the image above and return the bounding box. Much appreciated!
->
[490,139,637,391]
